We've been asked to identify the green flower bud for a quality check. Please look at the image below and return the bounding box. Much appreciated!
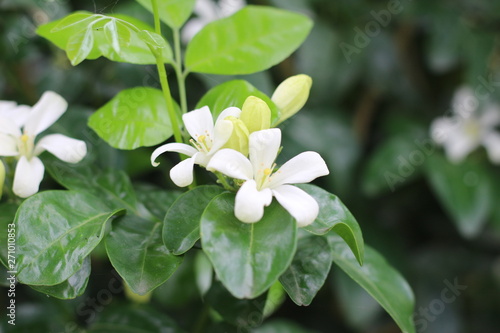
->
[272,74,312,125]
[0,160,4,200]
[240,96,271,133]
[223,116,250,156]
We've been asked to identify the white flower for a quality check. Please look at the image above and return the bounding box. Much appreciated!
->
[151,106,239,187]
[0,91,87,198]
[207,128,329,226]
[181,0,245,43]
[431,86,500,164]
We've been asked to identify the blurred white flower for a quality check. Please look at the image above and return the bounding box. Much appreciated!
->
[431,86,500,164]
[207,128,329,226]
[151,106,239,187]
[0,91,87,198]
[181,0,245,43]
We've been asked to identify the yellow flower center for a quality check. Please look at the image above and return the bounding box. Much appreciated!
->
[263,168,272,176]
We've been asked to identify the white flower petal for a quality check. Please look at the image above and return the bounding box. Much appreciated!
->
[430,117,460,144]
[249,128,281,173]
[181,19,206,43]
[219,0,245,16]
[183,106,214,141]
[268,151,329,188]
[24,91,68,136]
[207,148,253,180]
[209,119,233,154]
[0,116,22,136]
[0,133,19,156]
[452,86,477,118]
[479,104,500,128]
[194,0,219,19]
[151,143,198,167]
[442,132,479,163]
[13,156,45,198]
[170,156,197,187]
[0,101,17,113]
[272,185,319,227]
[0,103,31,128]
[235,180,273,223]
[216,106,241,123]
[33,134,87,163]
[483,131,500,164]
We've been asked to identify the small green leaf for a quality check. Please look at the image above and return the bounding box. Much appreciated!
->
[15,191,123,285]
[201,193,297,299]
[424,153,493,238]
[135,0,197,29]
[163,185,225,255]
[31,256,91,299]
[66,27,94,66]
[196,80,279,123]
[88,87,173,150]
[106,215,183,295]
[103,19,130,54]
[279,236,333,306]
[138,30,169,49]
[185,6,313,74]
[297,184,364,265]
[328,236,416,333]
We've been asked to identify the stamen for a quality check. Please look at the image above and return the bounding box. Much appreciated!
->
[263,168,272,176]
[21,134,29,142]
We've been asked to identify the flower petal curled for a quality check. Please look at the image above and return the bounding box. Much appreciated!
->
[210,119,234,154]
[268,151,329,188]
[34,134,87,163]
[207,148,253,180]
[24,91,68,136]
[234,179,273,223]
[216,106,241,123]
[249,128,281,173]
[151,143,198,167]
[13,156,45,198]
[272,185,319,227]
[170,155,197,187]
[183,106,214,141]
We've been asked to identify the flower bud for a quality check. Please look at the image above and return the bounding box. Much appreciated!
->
[272,74,312,125]
[222,116,250,156]
[0,160,4,200]
[240,96,271,133]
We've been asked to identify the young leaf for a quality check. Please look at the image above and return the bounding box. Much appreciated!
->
[328,236,416,333]
[30,256,91,299]
[279,236,333,306]
[185,6,313,74]
[88,87,174,150]
[163,185,225,255]
[201,193,297,299]
[105,215,183,295]
[138,30,169,49]
[297,184,364,265]
[66,27,94,66]
[135,0,197,29]
[103,20,126,54]
[15,190,123,286]
[196,79,279,123]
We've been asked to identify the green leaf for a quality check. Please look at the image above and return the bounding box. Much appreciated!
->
[106,215,183,295]
[66,27,94,66]
[89,303,184,332]
[251,319,316,333]
[328,236,416,333]
[201,193,297,299]
[138,30,169,49]
[424,153,493,238]
[31,256,91,299]
[135,0,196,28]
[104,20,132,54]
[88,87,173,150]
[0,203,18,268]
[15,191,123,285]
[185,6,313,74]
[196,80,279,124]
[279,236,333,306]
[135,185,181,221]
[297,184,364,265]
[163,185,225,255]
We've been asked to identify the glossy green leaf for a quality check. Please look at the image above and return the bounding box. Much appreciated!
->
[89,303,183,332]
[15,191,122,285]
[135,185,181,221]
[196,80,279,123]
[328,236,416,333]
[424,153,493,238]
[164,185,225,255]
[37,12,173,65]
[185,6,313,74]
[88,87,173,149]
[31,256,91,299]
[251,319,315,333]
[201,193,297,298]
[0,203,18,268]
[279,236,333,306]
[297,184,364,265]
[106,215,183,295]
[135,0,196,28]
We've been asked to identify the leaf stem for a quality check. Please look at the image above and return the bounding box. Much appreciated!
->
[173,28,188,114]
[215,172,236,191]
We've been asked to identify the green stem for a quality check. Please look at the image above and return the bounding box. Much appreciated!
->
[216,173,236,191]
[151,0,183,144]
[173,28,188,114]
[193,303,210,333]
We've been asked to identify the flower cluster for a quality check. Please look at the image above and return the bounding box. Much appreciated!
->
[152,75,329,226]
[430,86,500,164]
[0,91,87,198]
